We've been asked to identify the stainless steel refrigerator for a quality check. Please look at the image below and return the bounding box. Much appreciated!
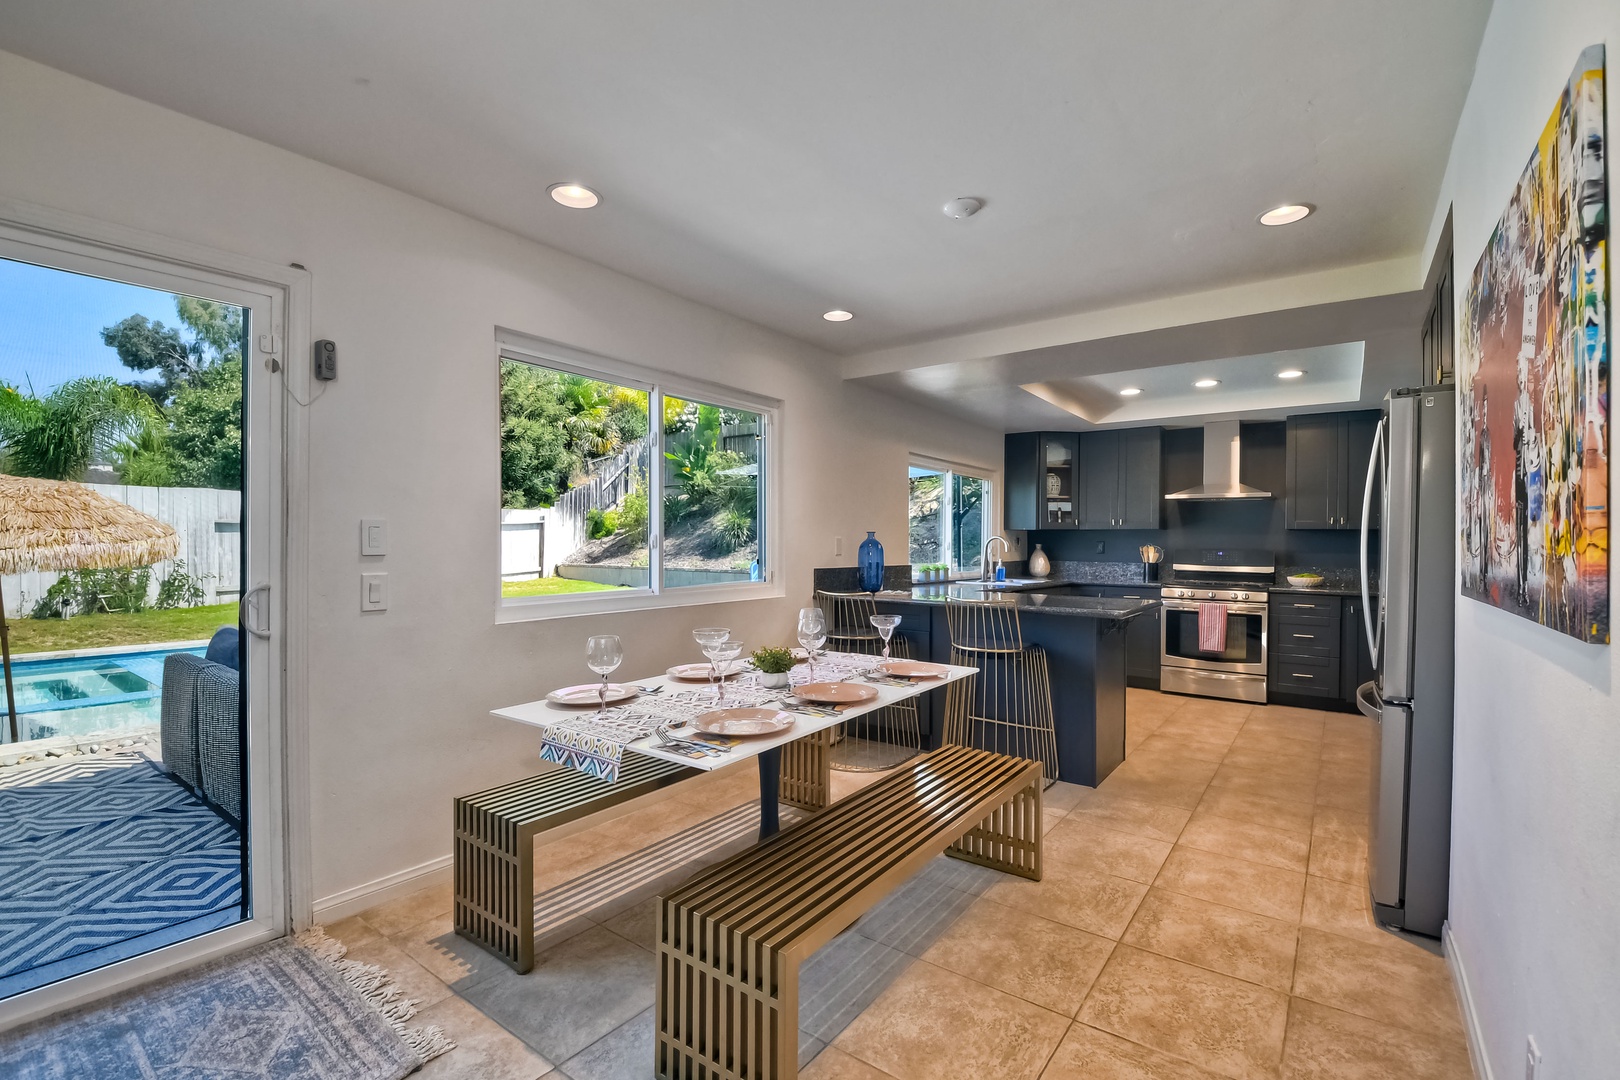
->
[1355,384,1455,938]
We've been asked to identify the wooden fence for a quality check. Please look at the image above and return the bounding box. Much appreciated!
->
[1,484,240,614]
[545,438,648,571]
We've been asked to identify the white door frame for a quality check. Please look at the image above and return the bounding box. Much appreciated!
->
[0,199,312,1031]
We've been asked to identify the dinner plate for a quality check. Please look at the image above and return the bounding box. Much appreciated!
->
[692,707,795,737]
[666,663,738,681]
[878,660,951,679]
[547,683,637,707]
[795,681,879,705]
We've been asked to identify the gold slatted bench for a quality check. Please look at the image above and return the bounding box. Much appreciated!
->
[454,754,698,973]
[654,743,1043,1080]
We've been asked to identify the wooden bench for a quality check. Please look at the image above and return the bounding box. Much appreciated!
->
[453,734,837,974]
[453,754,697,972]
[654,743,1043,1080]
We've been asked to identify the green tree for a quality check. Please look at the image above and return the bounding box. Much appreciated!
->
[166,359,242,488]
[501,360,577,508]
[101,295,242,406]
[0,377,160,480]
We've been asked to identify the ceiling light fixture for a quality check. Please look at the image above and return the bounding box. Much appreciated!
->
[1277,369,1305,379]
[548,183,600,209]
[943,197,985,219]
[1259,203,1313,226]
[1195,378,1220,388]
[822,309,854,322]
[1119,387,1142,397]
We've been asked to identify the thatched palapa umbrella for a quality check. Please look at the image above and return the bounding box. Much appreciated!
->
[0,475,180,743]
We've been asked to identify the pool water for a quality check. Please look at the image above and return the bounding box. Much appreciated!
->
[8,647,206,742]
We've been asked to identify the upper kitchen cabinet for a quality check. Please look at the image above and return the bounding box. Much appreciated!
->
[1005,431,1079,529]
[1077,427,1162,530]
[1285,411,1381,530]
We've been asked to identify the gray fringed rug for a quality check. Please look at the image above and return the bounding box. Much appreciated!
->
[0,928,454,1079]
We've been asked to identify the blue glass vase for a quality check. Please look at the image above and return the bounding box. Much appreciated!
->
[857,531,885,592]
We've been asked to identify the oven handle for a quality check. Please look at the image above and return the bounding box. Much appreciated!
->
[1160,601,1269,616]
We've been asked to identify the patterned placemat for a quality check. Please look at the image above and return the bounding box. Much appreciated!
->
[539,652,887,781]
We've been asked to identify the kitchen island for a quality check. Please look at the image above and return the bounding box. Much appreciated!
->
[814,571,1152,787]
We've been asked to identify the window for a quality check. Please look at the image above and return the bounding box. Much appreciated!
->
[909,461,991,576]
[497,335,775,616]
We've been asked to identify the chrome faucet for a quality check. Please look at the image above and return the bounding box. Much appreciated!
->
[981,536,1009,581]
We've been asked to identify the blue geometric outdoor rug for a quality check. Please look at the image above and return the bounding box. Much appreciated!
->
[0,928,453,1079]
[0,754,242,984]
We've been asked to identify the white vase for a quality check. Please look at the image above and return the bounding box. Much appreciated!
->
[759,671,791,689]
[1029,543,1050,578]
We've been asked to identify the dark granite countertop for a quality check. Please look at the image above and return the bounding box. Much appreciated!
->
[877,584,1155,620]
[1269,568,1379,596]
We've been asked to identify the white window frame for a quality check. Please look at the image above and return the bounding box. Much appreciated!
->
[909,455,997,579]
[496,330,782,622]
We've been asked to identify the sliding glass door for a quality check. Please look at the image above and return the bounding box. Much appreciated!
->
[0,225,286,1020]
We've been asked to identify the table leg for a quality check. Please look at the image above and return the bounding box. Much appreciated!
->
[757,746,781,840]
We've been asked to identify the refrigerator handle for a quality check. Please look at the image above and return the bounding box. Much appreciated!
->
[1360,417,1385,666]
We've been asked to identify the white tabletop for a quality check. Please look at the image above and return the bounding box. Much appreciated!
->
[491,660,978,772]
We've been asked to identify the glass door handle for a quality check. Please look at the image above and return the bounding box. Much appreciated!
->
[240,583,271,640]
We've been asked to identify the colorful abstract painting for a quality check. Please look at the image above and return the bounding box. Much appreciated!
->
[1460,45,1609,644]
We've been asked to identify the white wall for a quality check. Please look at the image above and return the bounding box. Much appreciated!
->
[1422,4,1620,1076]
[0,51,1003,908]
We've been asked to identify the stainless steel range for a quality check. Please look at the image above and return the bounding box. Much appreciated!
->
[1159,550,1274,704]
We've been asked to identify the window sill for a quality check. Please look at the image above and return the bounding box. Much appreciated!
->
[496,578,784,623]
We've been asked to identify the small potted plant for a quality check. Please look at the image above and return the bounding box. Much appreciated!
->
[933,563,950,582]
[751,645,796,689]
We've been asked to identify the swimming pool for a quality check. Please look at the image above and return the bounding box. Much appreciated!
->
[6,645,206,742]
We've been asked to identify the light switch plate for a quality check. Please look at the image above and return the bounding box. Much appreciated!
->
[360,518,388,556]
[361,572,388,611]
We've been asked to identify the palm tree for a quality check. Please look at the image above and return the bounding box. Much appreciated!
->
[0,377,161,481]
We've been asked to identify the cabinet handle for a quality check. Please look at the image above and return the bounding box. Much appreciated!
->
[1292,672,1315,679]
[1293,633,1315,639]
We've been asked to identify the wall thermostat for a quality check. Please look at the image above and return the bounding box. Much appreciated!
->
[314,339,338,381]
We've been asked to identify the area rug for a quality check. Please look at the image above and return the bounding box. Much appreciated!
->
[0,928,453,1079]
[0,753,242,990]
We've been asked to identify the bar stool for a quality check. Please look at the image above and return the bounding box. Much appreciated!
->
[942,597,1059,786]
[814,590,923,772]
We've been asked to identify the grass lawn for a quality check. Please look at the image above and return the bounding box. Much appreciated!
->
[8,604,240,655]
[501,576,620,598]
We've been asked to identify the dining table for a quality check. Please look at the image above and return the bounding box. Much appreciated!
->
[491,652,979,840]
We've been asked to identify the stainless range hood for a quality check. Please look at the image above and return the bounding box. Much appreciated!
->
[1164,420,1272,500]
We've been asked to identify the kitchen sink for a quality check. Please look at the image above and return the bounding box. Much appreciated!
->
[954,578,1066,592]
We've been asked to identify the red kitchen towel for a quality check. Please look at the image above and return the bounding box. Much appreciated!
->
[1198,602,1228,652]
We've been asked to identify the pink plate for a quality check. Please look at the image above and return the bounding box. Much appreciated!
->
[795,681,879,705]
[547,683,637,707]
[879,660,951,679]
[666,663,738,681]
[692,708,795,737]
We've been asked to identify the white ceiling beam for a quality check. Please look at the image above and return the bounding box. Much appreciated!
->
[840,255,1424,380]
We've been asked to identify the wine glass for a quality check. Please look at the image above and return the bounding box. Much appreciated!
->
[797,607,827,680]
[870,614,902,662]
[711,640,744,702]
[693,626,729,680]
[585,635,623,711]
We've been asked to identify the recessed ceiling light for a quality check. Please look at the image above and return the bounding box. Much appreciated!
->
[1259,203,1313,226]
[548,183,600,209]
[1119,387,1142,397]
[1278,369,1305,379]
[823,309,854,322]
[1195,378,1220,388]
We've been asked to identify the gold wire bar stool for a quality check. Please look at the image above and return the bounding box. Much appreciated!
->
[815,590,924,772]
[942,597,1060,786]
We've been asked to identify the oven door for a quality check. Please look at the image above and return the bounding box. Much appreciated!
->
[1160,601,1268,675]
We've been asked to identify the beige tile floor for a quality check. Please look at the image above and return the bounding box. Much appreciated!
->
[340,690,1475,1080]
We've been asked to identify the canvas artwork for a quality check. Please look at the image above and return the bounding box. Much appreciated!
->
[1459,44,1609,644]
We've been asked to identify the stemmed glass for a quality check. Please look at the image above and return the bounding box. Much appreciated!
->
[797,607,827,680]
[710,639,744,703]
[694,627,731,695]
[585,635,623,711]
[870,614,902,662]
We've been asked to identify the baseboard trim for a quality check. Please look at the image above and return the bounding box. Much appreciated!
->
[1444,920,1495,1080]
[313,855,452,924]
